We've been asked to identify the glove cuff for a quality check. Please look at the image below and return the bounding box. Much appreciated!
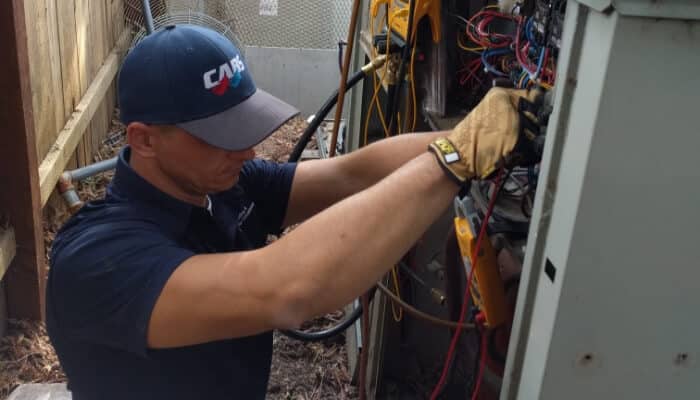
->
[427,137,472,185]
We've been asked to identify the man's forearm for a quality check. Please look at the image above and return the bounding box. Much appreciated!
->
[282,130,450,227]
[339,131,448,192]
[260,152,459,326]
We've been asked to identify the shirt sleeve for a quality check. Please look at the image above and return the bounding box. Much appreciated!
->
[48,222,194,357]
[238,159,297,233]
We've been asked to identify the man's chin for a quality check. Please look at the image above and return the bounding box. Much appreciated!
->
[211,176,240,193]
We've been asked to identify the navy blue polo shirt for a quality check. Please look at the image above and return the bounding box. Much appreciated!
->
[46,147,297,400]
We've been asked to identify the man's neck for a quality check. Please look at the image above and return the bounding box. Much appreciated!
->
[129,154,208,208]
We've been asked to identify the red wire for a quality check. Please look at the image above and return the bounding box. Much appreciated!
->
[460,59,483,86]
[545,49,557,84]
[476,15,512,47]
[466,10,516,48]
[429,169,506,400]
[515,17,536,74]
[540,48,555,84]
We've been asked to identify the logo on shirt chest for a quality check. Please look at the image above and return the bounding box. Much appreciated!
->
[237,202,255,225]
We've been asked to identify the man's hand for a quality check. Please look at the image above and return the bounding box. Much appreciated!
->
[428,88,546,183]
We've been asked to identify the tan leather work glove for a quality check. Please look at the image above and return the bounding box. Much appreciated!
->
[428,87,546,183]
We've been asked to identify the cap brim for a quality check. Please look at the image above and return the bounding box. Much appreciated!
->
[176,89,299,151]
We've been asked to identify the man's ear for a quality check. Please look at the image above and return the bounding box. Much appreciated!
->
[126,122,157,158]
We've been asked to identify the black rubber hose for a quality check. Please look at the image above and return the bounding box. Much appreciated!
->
[288,69,367,163]
[283,61,383,341]
[281,303,362,341]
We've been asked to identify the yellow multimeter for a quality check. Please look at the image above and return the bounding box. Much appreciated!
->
[372,0,441,43]
[453,197,508,328]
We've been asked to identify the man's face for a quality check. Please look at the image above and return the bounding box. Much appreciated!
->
[149,125,255,196]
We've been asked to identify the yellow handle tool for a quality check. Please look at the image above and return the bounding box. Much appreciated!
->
[453,201,508,328]
[389,0,441,43]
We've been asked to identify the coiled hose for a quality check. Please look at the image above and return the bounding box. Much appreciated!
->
[282,57,386,342]
[281,303,363,341]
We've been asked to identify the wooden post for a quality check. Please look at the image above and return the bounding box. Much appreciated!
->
[0,0,47,320]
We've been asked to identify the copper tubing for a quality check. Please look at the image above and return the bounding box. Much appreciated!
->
[375,282,475,330]
[328,0,362,157]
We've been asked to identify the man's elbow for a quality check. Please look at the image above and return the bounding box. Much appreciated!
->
[267,279,321,330]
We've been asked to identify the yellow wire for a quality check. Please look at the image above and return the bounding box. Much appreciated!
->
[457,33,484,53]
[407,32,418,132]
[518,73,527,89]
[390,266,403,322]
[373,70,390,136]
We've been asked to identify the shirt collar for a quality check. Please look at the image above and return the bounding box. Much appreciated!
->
[108,146,204,237]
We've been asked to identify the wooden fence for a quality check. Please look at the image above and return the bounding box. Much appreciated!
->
[0,0,132,323]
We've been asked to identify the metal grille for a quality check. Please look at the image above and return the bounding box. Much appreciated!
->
[220,0,353,49]
[126,0,353,50]
[125,0,244,52]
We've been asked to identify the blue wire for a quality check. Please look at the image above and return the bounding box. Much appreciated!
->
[525,18,536,44]
[481,48,510,77]
[523,44,547,82]
[522,18,549,82]
[533,46,546,78]
[520,71,530,88]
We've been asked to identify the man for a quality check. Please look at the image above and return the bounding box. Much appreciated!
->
[46,24,537,399]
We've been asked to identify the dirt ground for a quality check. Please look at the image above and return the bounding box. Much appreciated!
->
[0,116,357,399]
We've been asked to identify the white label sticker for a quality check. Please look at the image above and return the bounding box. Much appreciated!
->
[445,152,460,163]
[259,0,278,16]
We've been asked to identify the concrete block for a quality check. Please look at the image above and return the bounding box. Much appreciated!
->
[7,383,71,400]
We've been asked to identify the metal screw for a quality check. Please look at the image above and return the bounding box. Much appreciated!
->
[675,353,689,366]
[579,353,594,366]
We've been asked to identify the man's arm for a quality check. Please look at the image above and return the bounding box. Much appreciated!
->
[148,152,458,348]
[148,87,532,348]
[282,131,448,226]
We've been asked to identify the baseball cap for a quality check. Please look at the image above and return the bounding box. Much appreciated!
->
[118,24,299,151]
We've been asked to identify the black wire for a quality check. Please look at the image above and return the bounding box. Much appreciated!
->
[521,191,533,218]
[386,0,417,135]
[487,326,507,364]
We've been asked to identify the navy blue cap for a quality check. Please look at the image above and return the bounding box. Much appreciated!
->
[118,24,298,151]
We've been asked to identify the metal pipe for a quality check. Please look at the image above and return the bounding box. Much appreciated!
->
[375,281,475,330]
[58,173,84,214]
[397,262,447,306]
[67,157,118,182]
[141,0,155,34]
[57,157,117,214]
[328,0,362,158]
